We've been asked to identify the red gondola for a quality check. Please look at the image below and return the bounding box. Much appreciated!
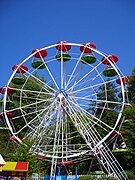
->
[119,131,126,135]
[12,65,28,74]
[36,155,44,160]
[56,161,74,166]
[8,136,21,142]
[116,76,130,85]
[0,112,14,119]
[80,43,96,53]
[0,86,16,95]
[32,48,47,58]
[56,41,71,52]
[87,151,102,158]
[111,131,126,136]
[102,55,118,65]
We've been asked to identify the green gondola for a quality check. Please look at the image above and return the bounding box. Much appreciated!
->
[0,100,14,107]
[0,126,10,130]
[89,171,105,175]
[124,119,130,123]
[56,53,71,62]
[31,60,46,69]
[103,68,117,77]
[81,55,96,64]
[112,148,128,153]
[11,76,26,85]
[0,100,3,106]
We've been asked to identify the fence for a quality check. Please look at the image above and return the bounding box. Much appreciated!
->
[29,174,109,180]
[29,175,78,180]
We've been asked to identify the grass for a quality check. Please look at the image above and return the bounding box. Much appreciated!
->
[78,175,115,180]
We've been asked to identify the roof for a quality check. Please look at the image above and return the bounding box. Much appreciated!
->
[1,162,28,172]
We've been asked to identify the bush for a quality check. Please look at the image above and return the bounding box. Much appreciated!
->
[78,176,97,180]
[78,176,115,180]
[125,170,135,179]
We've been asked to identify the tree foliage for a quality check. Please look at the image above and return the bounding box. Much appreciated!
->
[115,67,135,171]
[6,139,46,175]
[0,68,135,176]
[0,73,49,175]
[127,67,135,103]
[122,68,135,171]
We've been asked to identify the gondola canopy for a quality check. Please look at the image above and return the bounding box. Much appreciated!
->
[56,41,71,52]
[80,43,96,53]
[102,55,118,65]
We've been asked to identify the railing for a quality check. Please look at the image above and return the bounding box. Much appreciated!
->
[29,175,78,180]
[28,174,109,180]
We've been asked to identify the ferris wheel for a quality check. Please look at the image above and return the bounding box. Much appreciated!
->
[1,41,129,179]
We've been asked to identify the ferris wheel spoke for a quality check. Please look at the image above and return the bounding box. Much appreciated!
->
[38,55,59,90]
[69,77,93,91]
[24,69,56,93]
[66,52,84,89]
[38,103,58,125]
[72,107,106,143]
[69,78,117,96]
[66,72,81,92]
[60,50,64,89]
[14,94,52,102]
[8,103,55,131]
[63,102,89,146]
[67,100,112,151]
[6,97,54,113]
[12,87,55,96]
[69,95,122,106]
[68,60,103,92]
[68,73,99,94]
[91,77,117,89]
[70,66,104,94]
[50,106,62,175]
[19,122,54,142]
[31,121,56,142]
[67,99,93,134]
[36,100,57,124]
[25,107,57,140]
[83,85,119,99]
[14,110,47,135]
[45,57,57,64]
[12,106,51,121]
[88,103,115,111]
[31,53,58,91]
[66,100,102,152]
[15,99,57,135]
[68,97,113,132]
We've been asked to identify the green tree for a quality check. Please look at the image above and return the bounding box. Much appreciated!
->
[0,72,52,175]
[88,80,119,139]
[127,67,135,103]
[6,139,46,175]
[115,67,135,171]
[123,68,135,171]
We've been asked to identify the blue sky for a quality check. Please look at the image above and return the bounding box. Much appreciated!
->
[0,0,135,87]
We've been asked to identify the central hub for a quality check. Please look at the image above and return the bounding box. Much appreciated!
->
[56,89,68,105]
